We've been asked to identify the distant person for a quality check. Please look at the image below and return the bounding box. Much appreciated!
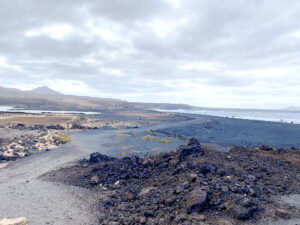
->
[291,121,294,124]
[281,118,283,123]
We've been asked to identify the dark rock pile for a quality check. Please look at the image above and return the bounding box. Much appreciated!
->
[45,139,300,225]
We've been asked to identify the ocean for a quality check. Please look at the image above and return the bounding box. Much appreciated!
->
[157,108,300,124]
[0,106,100,115]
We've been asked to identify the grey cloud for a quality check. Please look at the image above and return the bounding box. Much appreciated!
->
[0,0,300,107]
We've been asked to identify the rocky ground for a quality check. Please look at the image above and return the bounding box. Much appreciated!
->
[0,110,190,165]
[0,110,190,130]
[0,127,66,163]
[43,139,300,225]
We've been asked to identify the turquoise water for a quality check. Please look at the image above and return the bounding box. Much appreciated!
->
[157,108,300,124]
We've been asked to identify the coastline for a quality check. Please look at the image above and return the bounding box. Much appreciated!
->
[0,110,190,167]
[0,109,300,224]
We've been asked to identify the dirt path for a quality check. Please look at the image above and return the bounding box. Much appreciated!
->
[1,115,299,224]
[0,138,101,224]
[0,119,198,225]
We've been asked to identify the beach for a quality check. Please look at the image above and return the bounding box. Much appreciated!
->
[0,110,299,224]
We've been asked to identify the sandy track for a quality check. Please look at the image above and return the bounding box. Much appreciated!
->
[0,139,101,225]
[0,119,196,224]
[1,115,300,224]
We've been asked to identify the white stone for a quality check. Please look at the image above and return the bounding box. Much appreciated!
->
[0,217,28,225]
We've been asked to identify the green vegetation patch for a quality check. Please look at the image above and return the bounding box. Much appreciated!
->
[157,139,172,144]
[141,135,156,141]
[115,152,126,157]
[129,150,140,154]
[116,132,135,138]
[29,150,36,155]
[57,133,72,143]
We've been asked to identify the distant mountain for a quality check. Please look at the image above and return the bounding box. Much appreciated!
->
[27,86,63,95]
[0,84,194,111]
[0,86,23,93]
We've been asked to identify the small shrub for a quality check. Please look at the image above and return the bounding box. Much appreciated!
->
[146,130,153,134]
[57,133,72,142]
[141,135,156,141]
[117,133,132,138]
[255,147,260,151]
[157,140,172,144]
[129,150,140,153]
[115,152,126,157]
[29,150,36,155]
[120,145,132,149]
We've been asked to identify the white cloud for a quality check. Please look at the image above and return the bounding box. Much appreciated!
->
[1,0,300,109]
[25,24,73,39]
[178,61,222,72]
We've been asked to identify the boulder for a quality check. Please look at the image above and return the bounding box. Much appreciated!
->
[199,163,218,175]
[123,192,135,201]
[89,152,113,164]
[90,175,100,185]
[187,138,200,146]
[177,143,203,161]
[189,213,205,222]
[259,145,273,151]
[0,217,28,225]
[186,187,208,214]
[275,208,290,219]
[226,197,258,220]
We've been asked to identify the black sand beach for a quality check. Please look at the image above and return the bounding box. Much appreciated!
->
[1,110,300,224]
[154,113,300,149]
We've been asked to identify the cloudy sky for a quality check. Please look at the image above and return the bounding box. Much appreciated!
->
[0,0,300,109]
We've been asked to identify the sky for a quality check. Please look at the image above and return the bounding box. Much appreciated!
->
[0,0,300,109]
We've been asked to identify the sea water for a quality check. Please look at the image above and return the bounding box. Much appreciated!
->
[0,106,100,115]
[157,108,300,124]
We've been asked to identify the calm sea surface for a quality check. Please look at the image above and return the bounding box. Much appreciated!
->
[157,109,300,124]
[0,106,100,115]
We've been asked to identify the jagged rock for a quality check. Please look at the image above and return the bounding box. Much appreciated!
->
[186,187,208,214]
[226,197,258,220]
[199,163,218,175]
[138,186,156,197]
[90,175,100,185]
[187,138,200,146]
[259,145,273,151]
[0,217,28,225]
[139,216,147,224]
[46,138,300,225]
[189,213,205,222]
[89,152,113,164]
[275,208,290,219]
[46,125,65,130]
[177,145,203,161]
[123,191,135,201]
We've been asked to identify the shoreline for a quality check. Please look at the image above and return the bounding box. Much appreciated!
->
[0,110,191,167]
[157,109,300,125]
[1,110,300,224]
[2,110,300,168]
